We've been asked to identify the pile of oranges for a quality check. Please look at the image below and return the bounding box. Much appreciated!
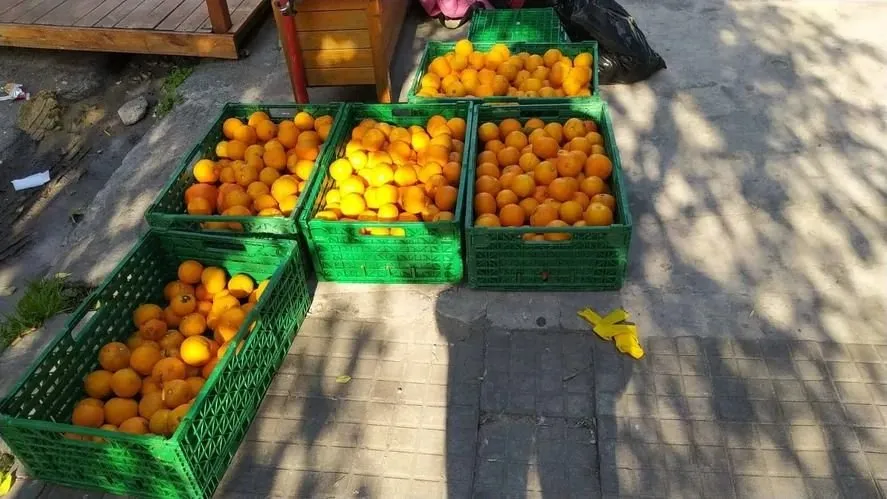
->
[314,115,466,234]
[473,117,617,241]
[69,260,268,438]
[183,111,333,229]
[416,39,594,99]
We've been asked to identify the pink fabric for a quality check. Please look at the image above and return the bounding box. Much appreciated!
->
[418,0,494,18]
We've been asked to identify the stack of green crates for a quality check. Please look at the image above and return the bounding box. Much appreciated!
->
[299,101,477,283]
[146,102,345,238]
[0,231,310,498]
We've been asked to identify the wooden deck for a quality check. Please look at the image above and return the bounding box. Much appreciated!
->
[0,0,267,59]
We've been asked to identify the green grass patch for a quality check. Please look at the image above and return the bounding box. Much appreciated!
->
[0,276,92,353]
[156,65,195,117]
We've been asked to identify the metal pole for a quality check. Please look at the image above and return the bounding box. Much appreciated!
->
[275,0,310,103]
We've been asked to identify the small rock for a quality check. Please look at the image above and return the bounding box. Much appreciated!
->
[117,96,148,125]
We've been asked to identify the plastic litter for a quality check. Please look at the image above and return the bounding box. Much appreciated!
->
[578,307,645,359]
[11,171,50,191]
[0,83,29,102]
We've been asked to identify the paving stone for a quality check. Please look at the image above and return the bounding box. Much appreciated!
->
[694,445,730,472]
[804,478,843,499]
[790,425,828,451]
[733,475,773,498]
[794,360,828,380]
[804,380,839,401]
[780,401,818,424]
[868,453,887,479]
[761,449,803,477]
[827,361,862,382]
[835,381,874,403]
[774,379,808,401]
[650,354,682,375]
[769,477,809,498]
[734,340,765,360]
[736,359,770,379]
[701,472,735,499]
[856,427,887,451]
[755,424,793,450]
[648,337,678,355]
[729,447,768,475]
[821,344,854,362]
[846,344,882,363]
[837,476,880,499]
[790,341,823,361]
[843,403,884,427]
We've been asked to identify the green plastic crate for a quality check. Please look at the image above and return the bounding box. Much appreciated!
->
[299,102,477,283]
[0,230,310,498]
[468,8,570,43]
[407,41,598,104]
[145,102,345,238]
[465,101,632,290]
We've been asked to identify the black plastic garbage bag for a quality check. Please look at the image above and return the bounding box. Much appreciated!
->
[524,0,666,83]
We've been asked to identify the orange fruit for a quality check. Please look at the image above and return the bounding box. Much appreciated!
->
[201,266,227,295]
[72,403,105,428]
[401,186,428,215]
[340,193,367,217]
[559,200,584,224]
[549,177,578,202]
[519,153,540,173]
[119,416,149,435]
[159,331,185,350]
[584,154,612,179]
[152,357,187,383]
[580,176,605,197]
[163,379,193,409]
[556,150,584,177]
[255,120,278,142]
[179,313,207,337]
[138,391,165,419]
[418,163,443,184]
[130,345,162,376]
[563,118,586,141]
[226,274,254,299]
[253,194,279,212]
[263,148,287,170]
[497,146,520,167]
[584,202,614,226]
[474,192,497,215]
[530,204,558,227]
[544,220,572,241]
[532,136,560,160]
[142,378,162,396]
[103,398,139,427]
[504,131,528,150]
[99,342,131,372]
[518,198,539,217]
[592,193,616,212]
[477,150,498,167]
[533,186,549,204]
[224,140,247,160]
[170,293,197,316]
[192,160,218,183]
[180,336,213,367]
[149,409,172,436]
[434,185,458,211]
[542,123,563,144]
[475,213,501,227]
[222,118,244,140]
[215,308,246,344]
[476,163,500,179]
[495,189,518,209]
[499,204,526,227]
[77,398,104,409]
[84,370,114,399]
[478,122,499,142]
[133,304,163,327]
[163,282,195,302]
[574,52,594,67]
[429,56,452,78]
[393,165,419,187]
[498,119,522,139]
[186,376,206,397]
[442,162,461,185]
[233,125,257,146]
[573,192,591,209]
[475,175,502,196]
[110,368,142,398]
[533,162,558,185]
[447,117,466,141]
[511,174,536,198]
[186,197,213,216]
[258,166,280,186]
[271,175,300,203]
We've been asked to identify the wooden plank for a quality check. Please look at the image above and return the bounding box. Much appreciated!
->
[0,0,54,22]
[0,0,29,17]
[297,0,368,11]
[73,0,127,26]
[10,0,68,23]
[302,48,373,69]
[121,0,186,29]
[297,29,370,51]
[175,0,213,31]
[115,0,170,29]
[94,0,142,27]
[0,22,239,58]
[36,0,107,26]
[227,0,261,30]
[196,0,244,32]
[306,67,375,86]
[205,0,231,33]
[294,9,366,31]
[155,0,201,30]
[366,0,389,102]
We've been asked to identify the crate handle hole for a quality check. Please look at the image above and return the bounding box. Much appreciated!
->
[358,227,406,237]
